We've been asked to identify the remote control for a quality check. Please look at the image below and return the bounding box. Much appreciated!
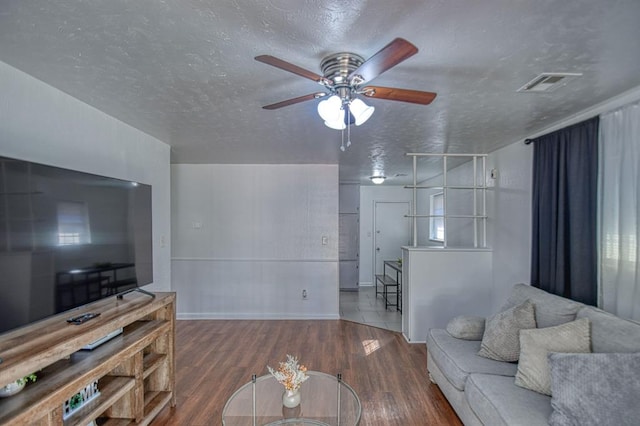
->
[67,312,100,324]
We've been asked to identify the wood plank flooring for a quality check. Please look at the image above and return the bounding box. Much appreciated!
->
[151,320,461,426]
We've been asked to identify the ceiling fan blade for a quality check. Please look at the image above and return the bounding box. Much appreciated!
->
[348,38,418,84]
[262,93,327,110]
[362,86,437,105]
[255,55,328,85]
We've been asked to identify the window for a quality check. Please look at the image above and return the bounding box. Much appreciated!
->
[430,192,444,241]
[57,201,91,245]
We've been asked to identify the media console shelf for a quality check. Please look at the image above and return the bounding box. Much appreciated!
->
[0,291,176,426]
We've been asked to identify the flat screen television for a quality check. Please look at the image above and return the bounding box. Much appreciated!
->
[0,155,153,335]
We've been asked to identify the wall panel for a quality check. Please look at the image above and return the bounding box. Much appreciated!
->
[171,164,339,319]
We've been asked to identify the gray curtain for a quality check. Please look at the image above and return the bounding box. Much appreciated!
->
[531,116,599,305]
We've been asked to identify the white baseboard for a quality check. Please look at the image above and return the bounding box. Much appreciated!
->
[177,313,340,320]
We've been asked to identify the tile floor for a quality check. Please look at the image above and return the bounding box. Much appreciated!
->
[339,285,402,332]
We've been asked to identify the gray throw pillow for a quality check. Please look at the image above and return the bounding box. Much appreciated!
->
[515,318,591,395]
[501,284,583,328]
[548,352,640,426]
[446,316,485,340]
[577,306,640,352]
[478,299,536,362]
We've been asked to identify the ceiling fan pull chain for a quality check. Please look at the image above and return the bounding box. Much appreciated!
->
[340,126,345,152]
[347,107,352,148]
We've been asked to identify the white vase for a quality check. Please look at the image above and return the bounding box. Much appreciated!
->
[282,389,301,408]
[0,381,25,398]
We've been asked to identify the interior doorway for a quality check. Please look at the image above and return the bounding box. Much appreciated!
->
[374,201,411,277]
[338,200,408,332]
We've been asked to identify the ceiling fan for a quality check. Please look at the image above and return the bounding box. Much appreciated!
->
[255,38,437,135]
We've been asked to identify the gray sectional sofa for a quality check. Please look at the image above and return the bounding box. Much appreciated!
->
[426,284,640,426]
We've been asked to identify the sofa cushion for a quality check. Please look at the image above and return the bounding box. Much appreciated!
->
[427,329,518,391]
[548,352,640,426]
[465,373,551,426]
[446,315,485,340]
[502,284,583,328]
[515,318,591,395]
[478,300,536,362]
[576,306,640,352]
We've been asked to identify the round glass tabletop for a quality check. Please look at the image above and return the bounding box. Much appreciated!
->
[222,371,361,426]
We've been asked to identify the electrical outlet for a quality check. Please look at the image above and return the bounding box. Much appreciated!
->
[302,289,308,300]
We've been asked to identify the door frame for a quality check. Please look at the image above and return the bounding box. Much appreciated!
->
[372,200,411,280]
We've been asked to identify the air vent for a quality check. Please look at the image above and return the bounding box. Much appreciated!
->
[517,73,582,93]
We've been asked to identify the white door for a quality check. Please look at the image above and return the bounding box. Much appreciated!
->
[339,184,360,290]
[374,202,411,276]
[339,214,359,290]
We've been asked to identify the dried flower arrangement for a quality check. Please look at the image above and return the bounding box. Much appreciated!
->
[267,354,309,391]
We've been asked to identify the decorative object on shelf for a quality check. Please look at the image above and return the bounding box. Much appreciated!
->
[267,354,309,408]
[62,381,100,420]
[0,373,37,398]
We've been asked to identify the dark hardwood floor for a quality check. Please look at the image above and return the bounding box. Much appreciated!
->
[151,320,461,426]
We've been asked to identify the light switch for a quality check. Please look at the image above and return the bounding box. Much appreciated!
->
[322,236,328,245]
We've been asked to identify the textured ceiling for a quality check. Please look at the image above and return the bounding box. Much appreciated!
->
[1,0,639,184]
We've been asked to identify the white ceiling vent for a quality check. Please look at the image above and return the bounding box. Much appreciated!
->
[517,73,582,93]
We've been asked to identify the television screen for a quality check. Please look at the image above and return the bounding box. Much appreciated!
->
[0,155,153,334]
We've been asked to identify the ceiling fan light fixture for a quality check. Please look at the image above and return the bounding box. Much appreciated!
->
[369,175,386,184]
[349,98,375,126]
[324,117,346,130]
[317,95,342,122]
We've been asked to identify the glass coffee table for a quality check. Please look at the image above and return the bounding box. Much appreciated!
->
[222,371,361,425]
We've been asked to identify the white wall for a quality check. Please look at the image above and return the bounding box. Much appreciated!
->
[0,61,172,291]
[402,247,493,342]
[486,142,533,311]
[171,164,339,319]
[359,185,413,286]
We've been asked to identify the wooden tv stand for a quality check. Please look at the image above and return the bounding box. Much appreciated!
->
[0,291,176,426]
